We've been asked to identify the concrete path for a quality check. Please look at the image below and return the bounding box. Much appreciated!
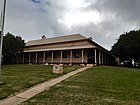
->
[0,66,92,105]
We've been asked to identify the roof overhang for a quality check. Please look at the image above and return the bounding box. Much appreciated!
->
[23,45,96,53]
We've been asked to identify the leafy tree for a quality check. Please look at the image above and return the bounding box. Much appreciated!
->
[111,29,140,66]
[2,32,25,64]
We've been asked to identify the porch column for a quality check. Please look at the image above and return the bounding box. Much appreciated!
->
[94,49,97,64]
[29,53,31,63]
[99,51,101,64]
[43,52,45,64]
[22,53,24,64]
[70,50,72,64]
[51,51,53,63]
[60,51,62,63]
[82,49,84,63]
[36,52,38,64]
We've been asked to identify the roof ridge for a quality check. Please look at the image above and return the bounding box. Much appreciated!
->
[28,34,86,42]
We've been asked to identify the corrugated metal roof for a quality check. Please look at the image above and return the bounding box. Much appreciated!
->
[25,34,87,46]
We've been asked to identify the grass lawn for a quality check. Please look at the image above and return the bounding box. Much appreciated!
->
[0,64,80,99]
[21,66,140,105]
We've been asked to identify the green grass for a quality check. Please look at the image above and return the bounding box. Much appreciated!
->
[0,64,80,99]
[21,66,140,105]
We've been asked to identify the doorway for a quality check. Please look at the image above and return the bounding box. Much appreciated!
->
[87,49,95,64]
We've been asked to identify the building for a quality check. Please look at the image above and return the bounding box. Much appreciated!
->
[17,34,116,66]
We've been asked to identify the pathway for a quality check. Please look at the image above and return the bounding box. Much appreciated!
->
[0,66,92,105]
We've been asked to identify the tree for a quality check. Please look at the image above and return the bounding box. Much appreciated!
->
[111,29,140,66]
[2,32,25,64]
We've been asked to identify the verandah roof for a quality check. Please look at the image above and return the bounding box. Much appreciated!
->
[24,45,96,53]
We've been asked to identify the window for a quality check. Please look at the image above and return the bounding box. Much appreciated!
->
[63,51,68,58]
[46,52,51,59]
[53,51,57,58]
[74,50,81,58]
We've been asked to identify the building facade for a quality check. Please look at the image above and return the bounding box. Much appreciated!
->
[17,34,116,66]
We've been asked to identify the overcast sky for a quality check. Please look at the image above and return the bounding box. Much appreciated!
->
[2,0,140,50]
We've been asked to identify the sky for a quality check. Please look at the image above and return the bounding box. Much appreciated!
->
[1,0,140,50]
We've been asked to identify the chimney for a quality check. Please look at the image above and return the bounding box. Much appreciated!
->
[89,37,92,40]
[41,35,46,39]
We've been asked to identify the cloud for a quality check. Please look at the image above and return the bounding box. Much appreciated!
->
[4,0,140,50]
[32,0,41,4]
